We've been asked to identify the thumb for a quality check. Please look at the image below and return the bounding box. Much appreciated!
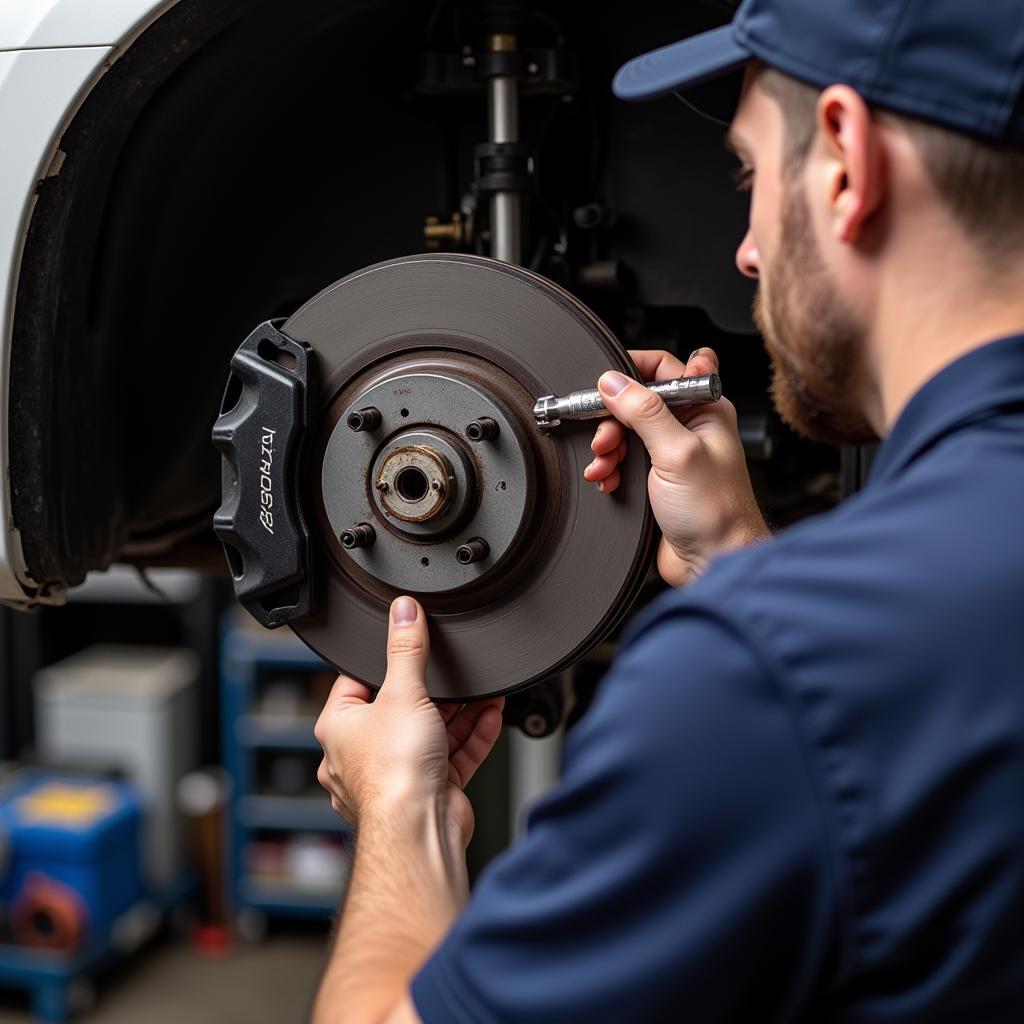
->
[381,596,431,702]
[598,371,696,470]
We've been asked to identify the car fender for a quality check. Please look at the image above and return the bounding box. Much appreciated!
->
[0,0,179,603]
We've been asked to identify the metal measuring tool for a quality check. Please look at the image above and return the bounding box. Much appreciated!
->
[533,373,722,431]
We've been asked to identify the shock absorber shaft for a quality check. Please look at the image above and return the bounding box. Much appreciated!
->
[486,33,522,265]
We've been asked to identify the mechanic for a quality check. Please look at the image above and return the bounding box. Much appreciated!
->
[312,1,1024,1020]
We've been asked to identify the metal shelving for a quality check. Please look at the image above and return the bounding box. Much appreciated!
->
[234,714,321,751]
[238,877,344,918]
[220,615,349,923]
[237,794,348,834]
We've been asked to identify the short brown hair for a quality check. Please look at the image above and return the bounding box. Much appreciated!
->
[757,66,1024,270]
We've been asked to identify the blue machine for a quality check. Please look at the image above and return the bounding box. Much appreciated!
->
[0,772,143,946]
[0,770,144,1021]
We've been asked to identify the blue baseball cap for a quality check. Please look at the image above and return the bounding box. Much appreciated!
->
[613,0,1024,146]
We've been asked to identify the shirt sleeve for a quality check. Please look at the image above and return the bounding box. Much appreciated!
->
[411,607,842,1024]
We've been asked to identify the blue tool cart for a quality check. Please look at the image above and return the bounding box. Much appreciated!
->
[220,614,351,933]
[0,768,188,1021]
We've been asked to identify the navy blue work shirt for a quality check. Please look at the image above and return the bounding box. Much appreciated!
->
[412,334,1024,1023]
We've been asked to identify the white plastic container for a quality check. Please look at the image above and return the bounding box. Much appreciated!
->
[34,645,199,889]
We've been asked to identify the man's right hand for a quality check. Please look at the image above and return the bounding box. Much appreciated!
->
[585,346,771,587]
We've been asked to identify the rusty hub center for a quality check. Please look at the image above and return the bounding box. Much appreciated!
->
[376,444,454,523]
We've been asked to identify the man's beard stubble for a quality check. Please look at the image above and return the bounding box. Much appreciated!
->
[752,181,879,448]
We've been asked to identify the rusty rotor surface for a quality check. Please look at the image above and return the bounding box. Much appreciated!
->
[283,253,653,701]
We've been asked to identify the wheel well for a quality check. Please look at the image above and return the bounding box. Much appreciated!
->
[12,0,449,587]
[11,0,756,590]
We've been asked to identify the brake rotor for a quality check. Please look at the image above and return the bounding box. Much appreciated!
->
[245,253,651,700]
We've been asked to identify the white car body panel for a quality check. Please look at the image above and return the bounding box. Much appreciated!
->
[0,0,176,604]
[0,0,172,51]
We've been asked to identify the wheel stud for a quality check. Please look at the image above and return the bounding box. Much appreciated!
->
[456,537,489,564]
[347,407,382,432]
[465,417,499,442]
[341,523,375,549]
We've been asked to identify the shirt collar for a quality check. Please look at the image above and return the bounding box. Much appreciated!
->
[868,333,1024,487]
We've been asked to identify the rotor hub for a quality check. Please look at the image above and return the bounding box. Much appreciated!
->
[322,365,535,595]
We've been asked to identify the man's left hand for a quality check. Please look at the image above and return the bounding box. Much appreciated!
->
[315,596,505,853]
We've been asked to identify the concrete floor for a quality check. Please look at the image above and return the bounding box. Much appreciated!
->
[0,929,329,1024]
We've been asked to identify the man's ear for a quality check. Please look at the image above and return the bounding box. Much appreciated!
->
[815,84,886,244]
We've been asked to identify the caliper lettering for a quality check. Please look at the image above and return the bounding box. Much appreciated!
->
[259,427,276,534]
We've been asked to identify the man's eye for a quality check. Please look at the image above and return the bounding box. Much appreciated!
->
[732,166,754,192]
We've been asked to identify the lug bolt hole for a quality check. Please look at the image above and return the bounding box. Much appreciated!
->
[456,537,490,565]
[400,408,410,417]
[466,417,499,442]
[341,523,375,549]
[421,557,430,566]
[347,407,381,432]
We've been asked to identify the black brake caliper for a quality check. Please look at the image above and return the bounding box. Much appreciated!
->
[212,321,316,627]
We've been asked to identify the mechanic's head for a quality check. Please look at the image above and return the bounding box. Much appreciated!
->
[614,0,1024,446]
[730,65,1024,445]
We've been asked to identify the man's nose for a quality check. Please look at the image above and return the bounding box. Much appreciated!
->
[735,228,760,279]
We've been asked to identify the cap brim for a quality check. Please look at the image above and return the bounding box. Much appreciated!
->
[613,25,750,105]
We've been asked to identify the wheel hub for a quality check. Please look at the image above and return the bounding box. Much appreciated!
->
[321,363,535,595]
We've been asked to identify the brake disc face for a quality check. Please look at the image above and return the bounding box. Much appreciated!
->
[219,253,652,700]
